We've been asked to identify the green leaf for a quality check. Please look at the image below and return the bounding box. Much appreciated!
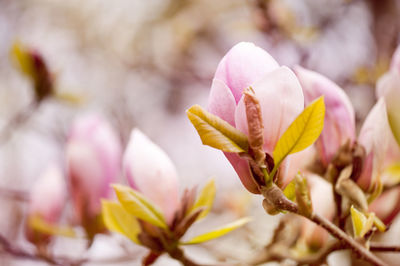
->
[113,184,168,229]
[350,205,374,238]
[283,179,296,202]
[102,200,141,244]
[29,215,76,238]
[186,105,249,153]
[188,179,216,220]
[272,97,325,175]
[182,217,251,245]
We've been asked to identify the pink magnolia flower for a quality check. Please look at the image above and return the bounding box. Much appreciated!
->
[208,42,304,193]
[293,66,389,192]
[66,114,122,226]
[294,67,356,167]
[26,165,66,244]
[123,129,180,224]
[299,174,335,250]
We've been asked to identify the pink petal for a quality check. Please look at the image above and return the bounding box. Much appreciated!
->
[369,187,400,225]
[224,152,259,194]
[214,42,279,103]
[357,99,390,191]
[207,78,237,126]
[123,129,180,223]
[235,66,304,155]
[294,66,356,166]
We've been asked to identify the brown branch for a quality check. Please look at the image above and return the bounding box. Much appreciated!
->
[370,243,400,252]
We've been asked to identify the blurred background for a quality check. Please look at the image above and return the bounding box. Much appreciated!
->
[0,0,399,265]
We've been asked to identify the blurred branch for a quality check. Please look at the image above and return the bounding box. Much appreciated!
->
[0,100,39,146]
[0,232,144,266]
[0,187,30,202]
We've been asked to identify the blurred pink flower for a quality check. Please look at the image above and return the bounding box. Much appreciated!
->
[294,66,356,167]
[299,174,335,250]
[26,165,66,244]
[123,129,179,224]
[208,42,304,193]
[66,114,122,226]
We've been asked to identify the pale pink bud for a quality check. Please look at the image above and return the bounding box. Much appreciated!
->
[357,99,390,191]
[294,66,356,167]
[66,114,122,224]
[208,42,304,193]
[369,187,400,225]
[26,165,66,244]
[300,174,335,250]
[123,129,179,224]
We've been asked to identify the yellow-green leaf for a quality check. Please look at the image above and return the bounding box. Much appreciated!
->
[384,163,400,186]
[188,179,216,220]
[11,42,34,77]
[372,215,386,232]
[272,96,325,171]
[283,179,296,202]
[54,91,85,105]
[29,215,76,238]
[182,217,251,245]
[102,200,141,244]
[113,184,167,229]
[350,205,375,238]
[186,105,248,153]
[351,205,367,238]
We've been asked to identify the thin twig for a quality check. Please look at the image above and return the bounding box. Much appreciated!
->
[370,243,400,252]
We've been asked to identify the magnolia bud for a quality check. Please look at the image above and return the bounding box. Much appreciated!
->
[66,114,122,235]
[26,165,66,246]
[123,129,179,224]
